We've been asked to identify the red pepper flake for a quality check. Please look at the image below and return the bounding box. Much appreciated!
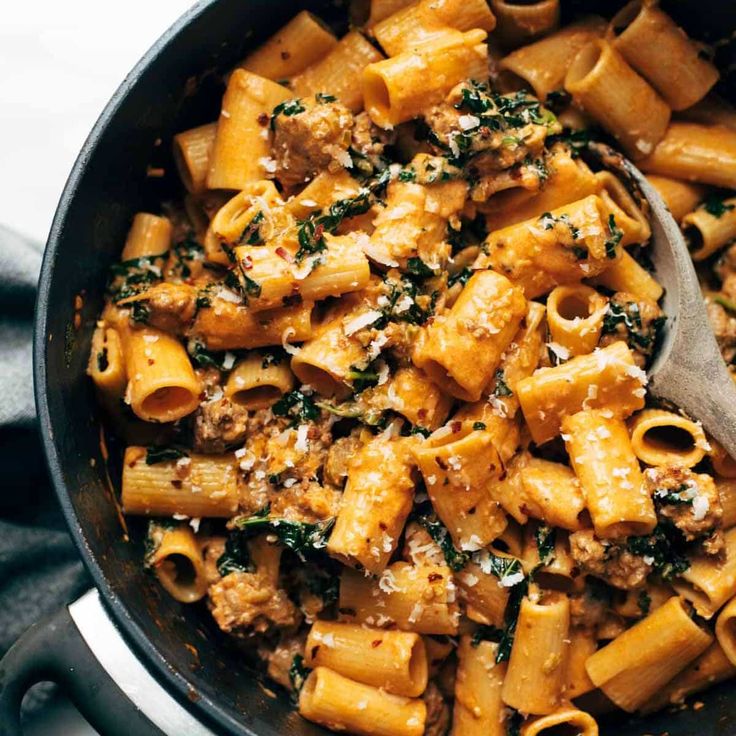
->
[257,112,269,127]
[241,255,254,270]
[417,408,428,420]
[428,573,443,583]
[436,457,448,471]
[280,51,291,60]
[275,246,293,262]
[171,479,183,489]
[371,639,383,648]
[451,420,462,433]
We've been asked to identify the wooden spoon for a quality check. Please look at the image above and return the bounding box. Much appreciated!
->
[622,159,736,455]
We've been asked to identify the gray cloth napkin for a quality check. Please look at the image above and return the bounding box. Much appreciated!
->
[0,224,91,714]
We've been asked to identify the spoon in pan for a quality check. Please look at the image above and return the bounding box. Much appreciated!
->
[606,153,736,457]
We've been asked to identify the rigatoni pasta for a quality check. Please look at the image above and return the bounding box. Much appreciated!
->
[88,3,736,733]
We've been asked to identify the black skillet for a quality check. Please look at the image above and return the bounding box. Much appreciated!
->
[1,0,736,734]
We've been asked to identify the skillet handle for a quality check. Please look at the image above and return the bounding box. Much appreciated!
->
[0,596,163,736]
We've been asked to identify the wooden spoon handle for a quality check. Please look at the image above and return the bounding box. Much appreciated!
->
[629,163,736,456]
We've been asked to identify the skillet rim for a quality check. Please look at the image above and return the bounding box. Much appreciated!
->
[32,1,258,733]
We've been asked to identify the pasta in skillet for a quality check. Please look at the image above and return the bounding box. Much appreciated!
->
[89,0,736,732]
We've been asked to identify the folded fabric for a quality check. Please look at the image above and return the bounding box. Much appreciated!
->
[0,224,91,715]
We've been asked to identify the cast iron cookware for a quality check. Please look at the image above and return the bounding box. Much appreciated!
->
[3,0,736,734]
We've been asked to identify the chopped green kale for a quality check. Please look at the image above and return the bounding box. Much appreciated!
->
[145,446,189,465]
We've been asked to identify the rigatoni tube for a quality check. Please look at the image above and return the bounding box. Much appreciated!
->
[490,0,560,49]
[363,30,488,128]
[589,250,663,302]
[189,297,313,352]
[499,16,605,101]
[480,146,600,232]
[122,446,238,518]
[122,327,200,423]
[674,527,736,619]
[413,424,507,551]
[234,232,370,312]
[628,408,708,468]
[339,562,460,635]
[610,1,718,111]
[585,596,712,712]
[291,31,384,113]
[475,194,626,299]
[413,270,526,402]
[682,197,736,261]
[545,284,608,357]
[327,437,415,573]
[516,341,647,445]
[172,122,217,194]
[501,592,570,715]
[562,409,656,539]
[121,213,172,261]
[224,353,294,410]
[236,11,338,80]
[565,39,669,159]
[146,524,208,603]
[452,637,507,736]
[304,621,428,697]
[299,667,426,736]
[638,122,736,190]
[372,0,496,56]
[206,69,290,190]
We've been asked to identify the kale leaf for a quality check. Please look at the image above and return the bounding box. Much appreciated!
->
[145,446,188,465]
[272,390,320,424]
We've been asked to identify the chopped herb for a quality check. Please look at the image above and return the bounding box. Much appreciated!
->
[406,257,436,279]
[346,364,380,393]
[130,301,150,324]
[315,93,336,103]
[108,254,166,302]
[410,426,432,438]
[272,390,320,424]
[470,624,503,648]
[473,421,486,431]
[703,194,735,219]
[305,570,339,606]
[493,369,513,398]
[448,267,474,289]
[548,128,592,158]
[240,272,262,297]
[288,655,309,701]
[239,211,265,245]
[187,339,229,370]
[216,532,253,576]
[654,483,695,506]
[627,522,690,580]
[415,513,469,572]
[535,525,556,566]
[270,98,305,129]
[145,446,188,465]
[232,515,335,561]
[638,590,652,616]
[571,245,589,260]
[398,168,416,182]
[601,300,661,351]
[605,214,623,259]
[170,237,204,279]
[295,191,372,262]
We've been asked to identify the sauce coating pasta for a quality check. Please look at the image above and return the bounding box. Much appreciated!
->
[89,1,736,732]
